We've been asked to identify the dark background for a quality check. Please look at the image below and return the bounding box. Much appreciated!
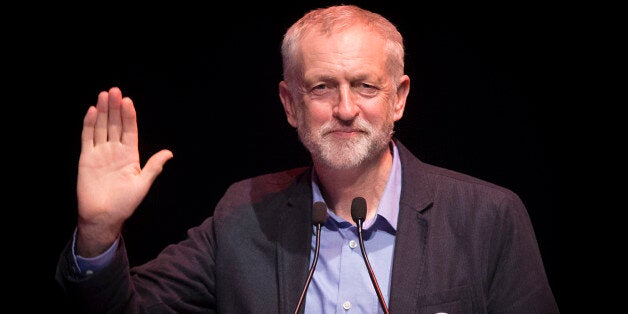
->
[16,1,563,311]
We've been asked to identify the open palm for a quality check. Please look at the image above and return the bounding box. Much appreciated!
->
[76,87,173,255]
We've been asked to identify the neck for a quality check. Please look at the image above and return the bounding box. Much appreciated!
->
[314,145,393,224]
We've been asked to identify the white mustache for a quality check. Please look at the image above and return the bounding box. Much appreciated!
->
[319,119,373,136]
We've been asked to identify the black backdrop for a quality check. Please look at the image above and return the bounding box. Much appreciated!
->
[20,1,562,311]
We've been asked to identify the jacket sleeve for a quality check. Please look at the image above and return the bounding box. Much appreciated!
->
[486,194,559,313]
[55,217,218,313]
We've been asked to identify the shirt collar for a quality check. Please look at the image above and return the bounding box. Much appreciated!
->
[311,141,401,231]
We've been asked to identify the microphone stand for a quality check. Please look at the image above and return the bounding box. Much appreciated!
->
[294,202,328,314]
[352,197,390,314]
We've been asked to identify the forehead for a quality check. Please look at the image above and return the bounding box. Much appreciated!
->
[299,25,388,72]
[302,24,385,51]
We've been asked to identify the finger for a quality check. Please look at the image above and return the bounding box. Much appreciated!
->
[93,89,112,144]
[81,106,97,152]
[120,96,138,147]
[107,87,123,142]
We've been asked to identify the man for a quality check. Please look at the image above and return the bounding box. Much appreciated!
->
[56,4,559,313]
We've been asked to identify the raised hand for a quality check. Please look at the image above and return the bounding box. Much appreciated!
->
[75,87,173,257]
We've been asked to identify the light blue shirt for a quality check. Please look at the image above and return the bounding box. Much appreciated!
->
[305,142,401,313]
[74,143,401,313]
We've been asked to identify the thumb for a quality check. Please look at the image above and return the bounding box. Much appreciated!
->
[142,149,174,184]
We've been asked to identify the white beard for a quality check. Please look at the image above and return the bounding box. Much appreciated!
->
[297,114,394,170]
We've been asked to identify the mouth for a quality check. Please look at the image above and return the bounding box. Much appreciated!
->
[326,128,365,138]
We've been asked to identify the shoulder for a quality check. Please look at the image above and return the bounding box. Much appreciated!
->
[212,166,311,218]
[425,163,520,202]
[395,138,524,216]
[224,166,310,200]
[206,166,312,240]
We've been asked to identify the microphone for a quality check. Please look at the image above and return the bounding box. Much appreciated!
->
[351,197,390,314]
[294,201,328,314]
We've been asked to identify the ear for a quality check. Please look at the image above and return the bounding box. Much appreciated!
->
[279,81,298,128]
[392,75,410,121]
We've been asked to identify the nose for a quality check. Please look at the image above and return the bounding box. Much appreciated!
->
[333,86,359,121]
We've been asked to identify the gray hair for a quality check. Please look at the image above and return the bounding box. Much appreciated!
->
[281,5,405,93]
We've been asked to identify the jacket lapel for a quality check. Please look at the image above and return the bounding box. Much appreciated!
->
[388,139,434,311]
[276,169,314,314]
[274,140,434,312]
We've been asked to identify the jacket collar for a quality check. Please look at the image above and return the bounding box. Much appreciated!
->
[276,138,436,313]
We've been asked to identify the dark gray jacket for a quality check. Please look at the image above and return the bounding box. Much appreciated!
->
[56,139,559,313]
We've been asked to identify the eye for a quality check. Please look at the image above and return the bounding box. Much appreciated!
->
[310,83,332,96]
[356,83,378,96]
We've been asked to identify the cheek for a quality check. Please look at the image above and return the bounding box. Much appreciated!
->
[300,104,332,126]
[361,104,392,125]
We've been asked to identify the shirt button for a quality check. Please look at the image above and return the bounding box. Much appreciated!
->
[84,270,94,275]
[342,301,351,310]
[349,240,357,249]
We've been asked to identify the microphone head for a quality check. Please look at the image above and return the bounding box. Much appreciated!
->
[350,197,367,224]
[312,202,328,225]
